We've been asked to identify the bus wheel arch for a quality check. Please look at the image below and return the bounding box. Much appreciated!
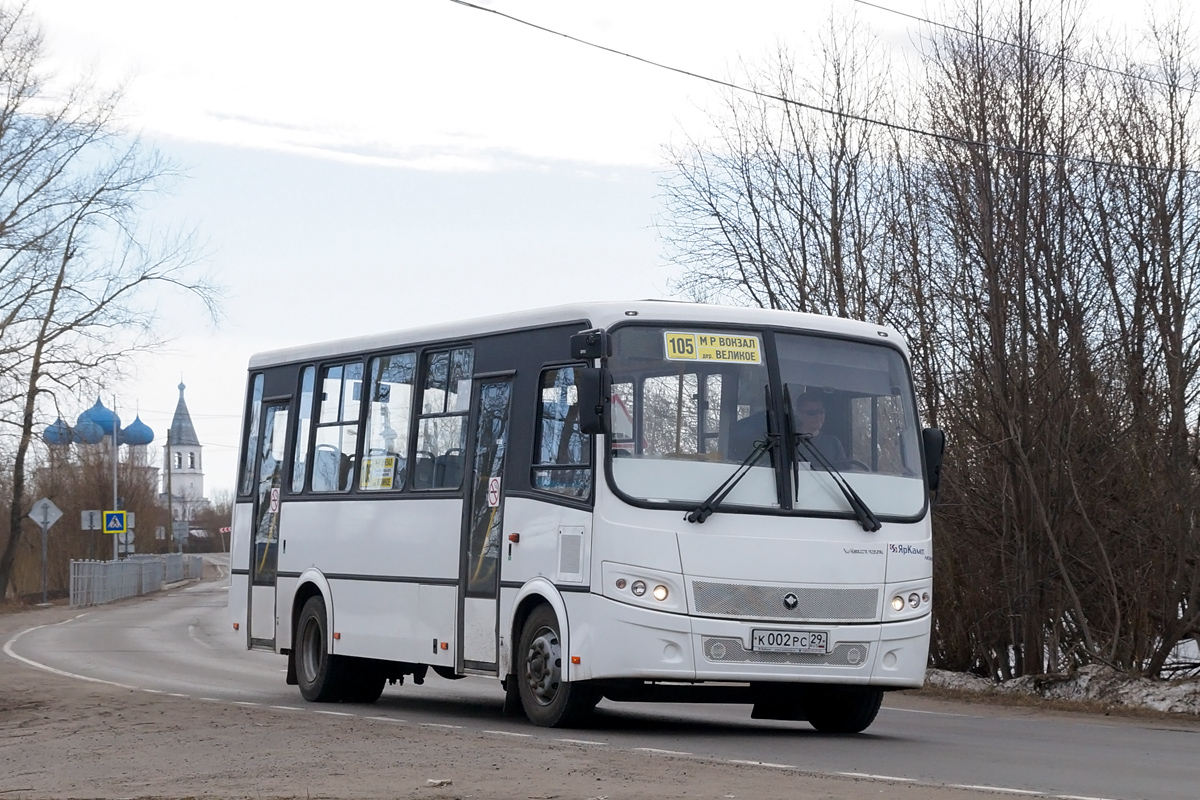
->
[506,580,571,682]
[514,602,599,727]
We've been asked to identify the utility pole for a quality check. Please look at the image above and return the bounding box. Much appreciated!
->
[112,396,119,562]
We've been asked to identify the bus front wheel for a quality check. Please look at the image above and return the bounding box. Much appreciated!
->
[802,685,883,733]
[517,605,598,727]
[296,595,345,702]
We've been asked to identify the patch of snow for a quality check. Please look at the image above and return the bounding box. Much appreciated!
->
[925,665,1200,715]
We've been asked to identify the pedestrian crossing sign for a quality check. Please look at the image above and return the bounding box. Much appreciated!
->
[103,510,126,535]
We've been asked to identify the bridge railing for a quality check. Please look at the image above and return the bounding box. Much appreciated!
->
[69,555,205,608]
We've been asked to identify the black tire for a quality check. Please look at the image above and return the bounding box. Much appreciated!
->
[295,596,345,702]
[341,661,386,704]
[802,685,883,733]
[516,605,599,727]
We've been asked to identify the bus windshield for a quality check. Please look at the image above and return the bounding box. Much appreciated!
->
[607,325,926,519]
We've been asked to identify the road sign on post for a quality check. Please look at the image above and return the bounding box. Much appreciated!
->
[82,510,101,530]
[29,498,62,606]
[103,510,127,535]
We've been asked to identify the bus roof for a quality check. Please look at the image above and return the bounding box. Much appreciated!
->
[247,300,907,369]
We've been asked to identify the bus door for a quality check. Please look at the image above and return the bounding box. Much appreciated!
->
[248,399,289,648]
[459,374,514,671]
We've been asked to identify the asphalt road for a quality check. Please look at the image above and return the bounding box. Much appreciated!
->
[6,574,1199,800]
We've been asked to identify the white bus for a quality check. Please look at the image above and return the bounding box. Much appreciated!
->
[229,301,944,733]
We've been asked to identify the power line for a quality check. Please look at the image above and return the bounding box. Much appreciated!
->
[447,0,1200,176]
[854,0,1196,94]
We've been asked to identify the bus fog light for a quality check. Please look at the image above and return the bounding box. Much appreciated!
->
[631,580,647,597]
[908,592,920,608]
[891,595,905,611]
[652,584,668,601]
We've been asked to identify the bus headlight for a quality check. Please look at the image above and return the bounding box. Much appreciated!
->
[601,561,685,613]
[891,595,905,611]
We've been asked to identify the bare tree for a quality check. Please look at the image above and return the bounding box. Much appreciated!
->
[0,4,215,600]
[663,11,906,322]
[662,0,1200,678]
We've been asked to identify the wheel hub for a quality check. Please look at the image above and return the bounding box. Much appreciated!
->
[523,625,561,706]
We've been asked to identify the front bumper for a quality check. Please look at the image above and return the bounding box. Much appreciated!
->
[565,592,929,688]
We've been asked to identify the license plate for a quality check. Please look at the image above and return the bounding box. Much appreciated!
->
[751,629,828,654]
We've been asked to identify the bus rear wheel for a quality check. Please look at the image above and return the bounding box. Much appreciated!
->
[517,605,598,727]
[296,596,345,702]
[802,685,883,733]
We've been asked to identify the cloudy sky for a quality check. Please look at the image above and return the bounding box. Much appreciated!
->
[26,0,1162,495]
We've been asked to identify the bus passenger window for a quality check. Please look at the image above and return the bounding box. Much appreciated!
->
[360,352,416,491]
[310,361,362,492]
[291,366,315,492]
[413,346,473,490]
[532,366,592,499]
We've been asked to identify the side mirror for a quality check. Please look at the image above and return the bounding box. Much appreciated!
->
[575,367,611,436]
[922,427,946,494]
[570,328,610,360]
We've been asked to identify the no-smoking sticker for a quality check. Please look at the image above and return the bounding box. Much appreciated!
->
[487,477,501,507]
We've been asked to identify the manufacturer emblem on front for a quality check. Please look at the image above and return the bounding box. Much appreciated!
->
[782,592,799,610]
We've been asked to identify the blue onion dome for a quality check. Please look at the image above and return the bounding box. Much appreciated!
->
[120,415,154,447]
[78,397,121,438]
[42,417,73,447]
[72,417,104,444]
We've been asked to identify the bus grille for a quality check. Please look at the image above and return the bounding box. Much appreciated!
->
[701,637,870,667]
[691,581,879,621]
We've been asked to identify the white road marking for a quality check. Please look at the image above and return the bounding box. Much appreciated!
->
[143,689,164,694]
[482,730,532,737]
[166,693,189,698]
[421,723,462,729]
[312,710,354,717]
[366,715,406,722]
[884,706,978,718]
[3,625,138,691]
[636,747,691,756]
[199,697,222,702]
[729,760,795,769]
[837,772,916,782]
[270,705,303,711]
[554,738,608,745]
[232,701,260,706]
[1054,795,1120,800]
[950,785,1044,795]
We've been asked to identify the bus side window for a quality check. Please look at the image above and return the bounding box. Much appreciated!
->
[238,373,265,497]
[531,366,592,499]
[413,346,473,490]
[360,352,416,491]
[290,366,315,492]
[311,361,362,493]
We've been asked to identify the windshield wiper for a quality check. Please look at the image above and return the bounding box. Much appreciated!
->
[794,433,882,532]
[686,435,776,524]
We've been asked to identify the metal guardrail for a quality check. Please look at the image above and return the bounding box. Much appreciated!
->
[69,555,205,608]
